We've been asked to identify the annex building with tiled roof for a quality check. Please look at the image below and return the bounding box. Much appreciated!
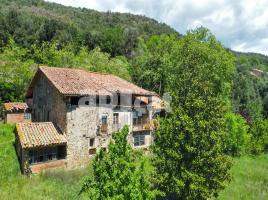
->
[16,122,67,149]
[3,102,31,124]
[14,66,161,174]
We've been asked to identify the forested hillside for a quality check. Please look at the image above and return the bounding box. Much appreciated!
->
[0,0,177,57]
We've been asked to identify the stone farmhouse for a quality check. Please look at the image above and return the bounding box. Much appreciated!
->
[15,66,161,174]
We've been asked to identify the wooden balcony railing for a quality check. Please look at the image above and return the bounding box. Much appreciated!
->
[132,122,151,132]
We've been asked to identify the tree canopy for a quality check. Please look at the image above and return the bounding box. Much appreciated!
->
[151,28,235,199]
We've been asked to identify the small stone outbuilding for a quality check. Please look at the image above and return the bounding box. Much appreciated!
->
[15,122,67,174]
[3,102,31,123]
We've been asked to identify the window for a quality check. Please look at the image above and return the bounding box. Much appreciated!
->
[106,95,111,104]
[28,146,66,164]
[96,96,100,105]
[29,147,58,164]
[89,148,96,155]
[24,112,31,120]
[32,109,35,120]
[70,97,80,106]
[89,138,95,147]
[134,134,145,146]
[113,113,119,124]
[101,115,108,125]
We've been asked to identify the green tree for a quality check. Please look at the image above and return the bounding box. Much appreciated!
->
[31,42,131,80]
[152,28,234,199]
[100,27,124,57]
[0,39,35,101]
[0,39,36,117]
[132,34,180,95]
[80,126,159,200]
[223,112,249,156]
[249,119,268,154]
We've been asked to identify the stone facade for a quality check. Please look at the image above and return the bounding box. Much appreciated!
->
[29,72,154,170]
[32,74,66,132]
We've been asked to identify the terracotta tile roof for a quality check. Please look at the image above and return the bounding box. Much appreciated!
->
[27,66,156,97]
[4,102,28,112]
[16,122,67,149]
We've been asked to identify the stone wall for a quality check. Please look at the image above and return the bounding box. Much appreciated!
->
[65,105,114,168]
[32,74,66,132]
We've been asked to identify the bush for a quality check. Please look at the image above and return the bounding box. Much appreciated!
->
[223,113,249,156]
[248,119,268,154]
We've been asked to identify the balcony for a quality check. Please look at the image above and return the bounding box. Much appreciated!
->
[132,122,151,132]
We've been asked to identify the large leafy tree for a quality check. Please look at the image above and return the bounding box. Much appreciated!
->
[0,40,36,102]
[132,34,180,95]
[151,28,235,199]
[80,126,159,200]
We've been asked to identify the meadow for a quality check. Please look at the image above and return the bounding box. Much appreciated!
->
[0,124,267,200]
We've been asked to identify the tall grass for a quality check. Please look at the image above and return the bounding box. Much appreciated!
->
[218,154,268,200]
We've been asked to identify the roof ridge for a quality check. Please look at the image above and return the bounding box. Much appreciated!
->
[39,65,111,75]
[27,65,156,97]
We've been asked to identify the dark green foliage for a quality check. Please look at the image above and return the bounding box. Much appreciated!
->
[0,0,178,57]
[232,60,268,122]
[132,34,180,95]
[99,27,124,57]
[151,28,234,199]
[80,126,159,199]
[232,54,268,155]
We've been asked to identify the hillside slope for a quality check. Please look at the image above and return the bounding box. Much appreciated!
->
[0,0,178,57]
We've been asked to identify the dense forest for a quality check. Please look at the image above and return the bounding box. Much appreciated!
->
[0,0,268,199]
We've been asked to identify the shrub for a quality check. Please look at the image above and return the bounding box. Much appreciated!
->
[248,119,268,154]
[223,112,250,156]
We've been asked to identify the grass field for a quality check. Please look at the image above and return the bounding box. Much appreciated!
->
[0,124,268,200]
[217,154,268,200]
